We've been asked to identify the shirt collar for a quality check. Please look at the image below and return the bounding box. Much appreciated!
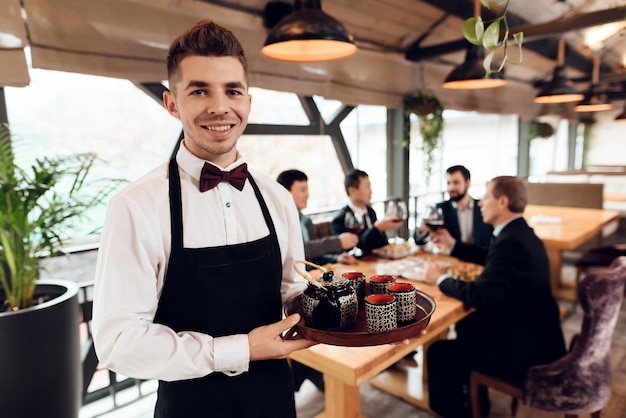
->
[493,214,523,237]
[452,198,474,211]
[177,140,245,180]
[348,202,368,218]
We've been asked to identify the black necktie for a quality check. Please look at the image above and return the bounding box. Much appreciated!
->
[199,162,248,192]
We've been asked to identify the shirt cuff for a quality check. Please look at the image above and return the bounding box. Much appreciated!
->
[213,334,250,376]
[437,274,451,286]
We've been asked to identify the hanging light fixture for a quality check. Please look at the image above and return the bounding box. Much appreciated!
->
[534,37,584,104]
[575,55,613,112]
[442,45,506,89]
[261,0,356,62]
[442,0,506,90]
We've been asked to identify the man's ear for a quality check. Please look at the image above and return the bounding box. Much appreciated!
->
[163,91,180,118]
[498,195,509,210]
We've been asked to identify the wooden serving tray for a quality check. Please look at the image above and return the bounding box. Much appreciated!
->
[284,290,436,347]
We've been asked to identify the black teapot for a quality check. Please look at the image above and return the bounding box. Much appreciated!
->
[299,270,358,330]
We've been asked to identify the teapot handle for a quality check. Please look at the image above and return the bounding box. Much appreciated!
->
[293,260,328,290]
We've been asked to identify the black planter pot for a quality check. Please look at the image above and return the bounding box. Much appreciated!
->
[0,280,81,418]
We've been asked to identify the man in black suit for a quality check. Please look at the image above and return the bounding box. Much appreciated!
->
[331,169,403,255]
[416,165,492,252]
[424,176,566,418]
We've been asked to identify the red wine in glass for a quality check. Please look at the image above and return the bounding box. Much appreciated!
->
[425,219,444,231]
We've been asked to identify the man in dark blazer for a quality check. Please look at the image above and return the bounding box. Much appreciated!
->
[424,176,566,418]
[331,169,402,255]
[416,165,493,252]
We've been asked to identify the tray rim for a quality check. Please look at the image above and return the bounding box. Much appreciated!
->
[284,289,436,347]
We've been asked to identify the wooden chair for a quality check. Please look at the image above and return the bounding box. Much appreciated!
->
[470,256,626,418]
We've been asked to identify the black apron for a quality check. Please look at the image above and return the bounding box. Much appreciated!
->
[153,159,295,418]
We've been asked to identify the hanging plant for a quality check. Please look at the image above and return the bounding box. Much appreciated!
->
[403,90,445,184]
[462,0,523,76]
[527,120,555,139]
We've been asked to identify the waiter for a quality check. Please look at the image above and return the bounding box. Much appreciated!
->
[92,20,315,417]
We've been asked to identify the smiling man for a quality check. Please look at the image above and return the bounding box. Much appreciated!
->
[92,20,315,418]
[415,165,492,253]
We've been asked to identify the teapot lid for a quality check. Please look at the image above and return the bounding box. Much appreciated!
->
[310,270,351,289]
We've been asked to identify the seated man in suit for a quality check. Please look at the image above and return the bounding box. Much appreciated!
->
[331,169,403,255]
[416,165,493,254]
[277,169,358,266]
[424,176,566,418]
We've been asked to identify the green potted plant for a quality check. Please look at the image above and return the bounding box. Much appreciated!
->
[0,123,122,418]
[527,120,555,139]
[404,90,445,184]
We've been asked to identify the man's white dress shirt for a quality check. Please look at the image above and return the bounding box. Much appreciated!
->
[93,142,306,382]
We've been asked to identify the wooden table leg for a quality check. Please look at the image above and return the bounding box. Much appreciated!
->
[369,329,449,413]
[545,248,577,302]
[545,247,563,293]
[315,374,365,418]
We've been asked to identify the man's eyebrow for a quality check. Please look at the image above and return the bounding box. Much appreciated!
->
[184,80,208,90]
[225,81,246,89]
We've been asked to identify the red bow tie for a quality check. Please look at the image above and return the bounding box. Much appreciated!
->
[199,162,248,192]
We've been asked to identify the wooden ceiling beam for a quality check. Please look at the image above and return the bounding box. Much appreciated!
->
[407,5,626,75]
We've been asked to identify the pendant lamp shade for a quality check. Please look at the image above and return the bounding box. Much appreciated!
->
[574,55,612,112]
[262,0,356,62]
[534,66,585,103]
[534,38,583,104]
[442,45,506,90]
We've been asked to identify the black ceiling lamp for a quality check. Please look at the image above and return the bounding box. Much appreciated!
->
[442,45,506,89]
[261,0,356,62]
[575,55,613,112]
[442,0,506,90]
[534,37,584,104]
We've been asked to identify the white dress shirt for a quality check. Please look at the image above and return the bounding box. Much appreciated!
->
[453,199,475,244]
[92,142,306,382]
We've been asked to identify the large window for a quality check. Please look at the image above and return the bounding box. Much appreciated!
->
[409,111,519,201]
[5,69,180,238]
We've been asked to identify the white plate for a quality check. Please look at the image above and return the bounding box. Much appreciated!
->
[375,258,427,281]
[400,265,426,281]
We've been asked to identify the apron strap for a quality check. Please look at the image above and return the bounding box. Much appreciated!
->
[168,159,183,250]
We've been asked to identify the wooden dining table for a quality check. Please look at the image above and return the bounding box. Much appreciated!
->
[524,204,620,300]
[288,253,474,418]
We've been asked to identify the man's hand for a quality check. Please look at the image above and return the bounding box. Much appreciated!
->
[429,228,456,252]
[424,262,447,285]
[338,232,359,250]
[337,252,358,265]
[374,215,403,232]
[248,314,317,361]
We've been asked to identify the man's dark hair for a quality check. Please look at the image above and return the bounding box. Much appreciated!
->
[344,169,368,194]
[446,165,471,181]
[491,176,528,213]
[276,169,308,191]
[166,19,248,93]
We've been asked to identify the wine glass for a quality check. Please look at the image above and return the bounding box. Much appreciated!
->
[344,212,364,257]
[424,205,444,232]
[416,205,444,254]
[385,200,408,243]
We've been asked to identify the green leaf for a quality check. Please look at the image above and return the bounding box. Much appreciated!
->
[482,19,501,50]
[480,0,492,8]
[507,32,524,65]
[483,49,497,75]
[463,17,484,45]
